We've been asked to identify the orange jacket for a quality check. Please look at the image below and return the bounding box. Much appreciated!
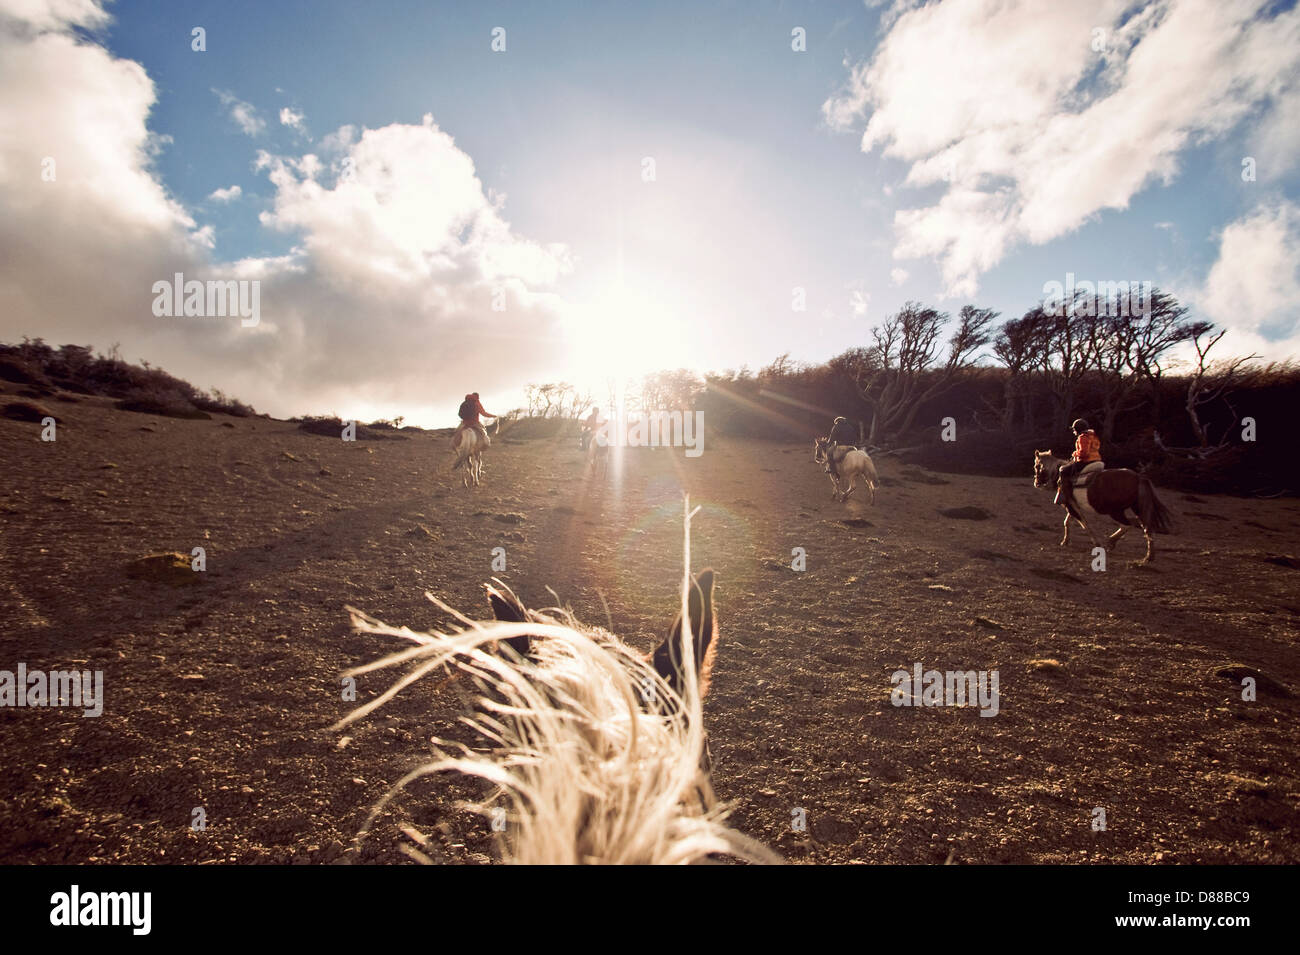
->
[1072,430,1101,462]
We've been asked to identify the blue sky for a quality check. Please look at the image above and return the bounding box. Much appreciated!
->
[2,0,1297,423]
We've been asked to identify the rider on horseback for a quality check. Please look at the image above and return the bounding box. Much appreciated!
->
[825,416,858,480]
[1054,418,1103,506]
[581,406,602,450]
[455,392,497,447]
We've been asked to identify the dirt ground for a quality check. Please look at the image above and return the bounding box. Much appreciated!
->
[1,391,1297,864]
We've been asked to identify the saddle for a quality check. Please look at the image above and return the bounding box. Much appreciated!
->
[825,443,857,474]
[1055,460,1103,507]
[1072,461,1104,488]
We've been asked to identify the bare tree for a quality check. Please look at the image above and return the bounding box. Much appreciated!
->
[1169,324,1258,453]
[852,303,995,444]
[992,308,1051,431]
[1086,288,1200,441]
[1032,299,1095,434]
[641,368,705,410]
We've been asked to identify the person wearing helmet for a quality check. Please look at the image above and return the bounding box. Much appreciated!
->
[1055,418,1103,505]
[455,392,497,447]
[824,415,858,481]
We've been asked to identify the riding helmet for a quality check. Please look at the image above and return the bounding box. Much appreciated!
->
[1072,418,1090,434]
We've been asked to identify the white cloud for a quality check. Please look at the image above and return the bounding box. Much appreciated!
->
[889,267,908,285]
[0,0,210,353]
[208,184,242,203]
[827,0,1300,296]
[319,124,357,153]
[279,106,305,131]
[0,0,106,31]
[849,284,870,316]
[213,88,265,137]
[0,1,575,422]
[1200,200,1300,349]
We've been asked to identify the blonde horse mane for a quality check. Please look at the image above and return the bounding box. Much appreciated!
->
[332,499,778,865]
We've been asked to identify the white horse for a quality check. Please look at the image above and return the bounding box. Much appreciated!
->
[587,433,610,480]
[814,437,878,504]
[450,426,489,487]
[333,502,778,865]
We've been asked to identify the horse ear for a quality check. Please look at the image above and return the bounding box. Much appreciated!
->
[652,569,719,701]
[485,580,532,657]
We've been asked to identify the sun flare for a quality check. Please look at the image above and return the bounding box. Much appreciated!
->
[562,289,698,397]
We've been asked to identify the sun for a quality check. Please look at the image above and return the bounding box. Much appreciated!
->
[562,289,695,395]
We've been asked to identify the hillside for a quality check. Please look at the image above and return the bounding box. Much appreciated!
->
[1,385,1297,863]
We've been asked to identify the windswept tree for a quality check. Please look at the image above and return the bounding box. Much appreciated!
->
[847,302,995,444]
[524,381,591,419]
[1027,300,1095,434]
[992,309,1051,431]
[640,368,705,410]
[1085,287,1201,441]
[1166,323,1259,454]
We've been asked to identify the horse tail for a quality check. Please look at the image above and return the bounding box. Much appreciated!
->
[449,431,473,470]
[863,452,879,488]
[1138,477,1174,534]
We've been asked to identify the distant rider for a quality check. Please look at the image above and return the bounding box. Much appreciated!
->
[455,392,497,447]
[581,406,602,450]
[825,416,858,480]
[1055,418,1102,505]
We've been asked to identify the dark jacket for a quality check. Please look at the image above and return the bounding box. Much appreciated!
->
[829,419,857,446]
[458,397,494,425]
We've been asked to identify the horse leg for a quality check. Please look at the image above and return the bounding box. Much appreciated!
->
[841,474,856,502]
[1060,510,1071,546]
[1105,526,1128,551]
[1132,517,1154,564]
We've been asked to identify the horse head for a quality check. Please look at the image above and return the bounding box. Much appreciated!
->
[335,562,774,864]
[1032,449,1056,488]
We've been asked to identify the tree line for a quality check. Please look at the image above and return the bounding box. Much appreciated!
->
[523,287,1294,493]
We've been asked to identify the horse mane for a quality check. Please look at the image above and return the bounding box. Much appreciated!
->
[332,501,778,865]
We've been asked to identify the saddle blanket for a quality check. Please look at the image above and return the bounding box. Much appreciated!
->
[1073,461,1104,487]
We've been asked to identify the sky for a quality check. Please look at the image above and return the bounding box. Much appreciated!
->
[1,0,1297,426]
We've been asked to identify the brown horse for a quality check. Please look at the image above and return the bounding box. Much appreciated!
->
[1033,451,1174,564]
